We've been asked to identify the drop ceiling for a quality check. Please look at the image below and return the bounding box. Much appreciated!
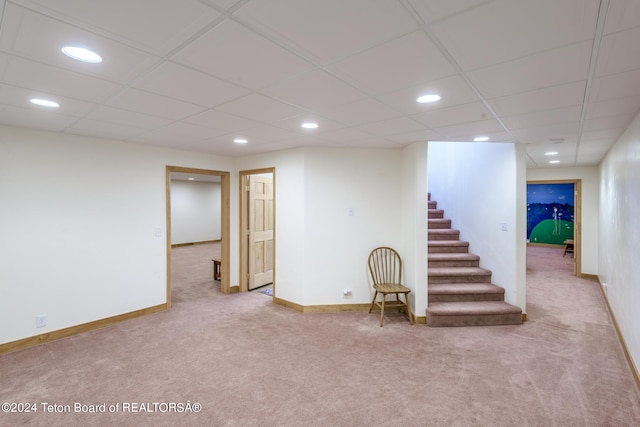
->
[1,0,639,168]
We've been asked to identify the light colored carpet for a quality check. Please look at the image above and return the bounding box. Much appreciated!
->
[1,245,639,426]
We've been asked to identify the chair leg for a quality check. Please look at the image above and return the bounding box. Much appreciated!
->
[405,292,414,324]
[379,294,386,327]
[368,291,378,313]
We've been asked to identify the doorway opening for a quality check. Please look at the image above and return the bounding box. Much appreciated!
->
[527,179,582,276]
[239,168,275,294]
[166,166,231,309]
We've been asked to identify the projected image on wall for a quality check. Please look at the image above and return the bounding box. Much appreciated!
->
[527,183,574,245]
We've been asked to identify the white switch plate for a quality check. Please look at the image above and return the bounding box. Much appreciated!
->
[36,314,47,328]
[501,222,508,231]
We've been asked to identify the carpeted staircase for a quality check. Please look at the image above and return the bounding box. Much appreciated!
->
[427,194,522,327]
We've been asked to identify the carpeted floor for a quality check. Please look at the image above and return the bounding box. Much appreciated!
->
[1,245,639,426]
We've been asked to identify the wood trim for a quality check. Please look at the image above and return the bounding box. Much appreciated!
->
[597,278,640,392]
[0,304,167,355]
[273,297,423,321]
[166,166,231,300]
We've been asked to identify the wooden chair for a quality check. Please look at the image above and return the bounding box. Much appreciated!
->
[368,247,414,327]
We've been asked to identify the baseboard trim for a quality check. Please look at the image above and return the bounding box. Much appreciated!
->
[597,277,640,392]
[171,240,221,248]
[0,304,168,355]
[273,297,424,322]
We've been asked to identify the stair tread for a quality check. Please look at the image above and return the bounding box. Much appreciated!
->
[428,253,479,260]
[428,301,521,315]
[429,267,491,276]
[428,283,505,294]
[429,240,468,245]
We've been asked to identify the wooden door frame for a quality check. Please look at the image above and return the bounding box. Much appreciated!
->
[239,168,275,293]
[527,179,582,276]
[166,166,231,307]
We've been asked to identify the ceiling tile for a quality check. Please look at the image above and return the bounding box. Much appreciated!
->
[467,41,592,99]
[316,97,402,127]
[511,122,579,144]
[406,0,491,25]
[377,75,480,115]
[172,20,313,91]
[133,61,250,107]
[489,81,586,117]
[215,93,306,123]
[590,69,640,101]
[0,102,78,131]
[0,4,160,83]
[603,0,640,34]
[430,0,599,70]
[106,88,205,120]
[234,0,416,63]
[13,0,221,55]
[3,56,123,102]
[354,116,424,136]
[595,26,640,77]
[583,114,636,132]
[0,82,96,116]
[84,105,173,130]
[412,101,492,128]
[67,118,146,140]
[502,106,582,130]
[183,109,262,132]
[586,96,640,119]
[261,69,365,111]
[328,30,456,94]
[431,118,504,140]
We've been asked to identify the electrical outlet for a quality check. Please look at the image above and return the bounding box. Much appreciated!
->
[36,314,47,328]
[501,222,508,231]
[343,289,353,297]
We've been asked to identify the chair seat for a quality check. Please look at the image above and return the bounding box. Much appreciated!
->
[373,283,411,293]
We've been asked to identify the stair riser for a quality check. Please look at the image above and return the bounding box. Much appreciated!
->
[428,274,492,284]
[428,201,437,209]
[428,245,469,254]
[428,221,452,229]
[426,313,523,327]
[428,293,504,303]
[429,232,460,241]
[428,210,444,219]
[429,260,479,268]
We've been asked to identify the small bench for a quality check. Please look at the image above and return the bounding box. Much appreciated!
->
[211,258,221,281]
[563,239,574,257]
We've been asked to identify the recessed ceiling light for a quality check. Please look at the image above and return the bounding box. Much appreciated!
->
[61,46,102,63]
[30,98,59,108]
[234,138,248,144]
[473,136,490,142]
[549,160,560,164]
[188,177,195,181]
[301,122,318,129]
[545,151,558,156]
[416,94,441,104]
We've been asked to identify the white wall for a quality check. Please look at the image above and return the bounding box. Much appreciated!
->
[234,149,306,303]
[302,147,403,306]
[427,141,526,309]
[235,147,412,310]
[401,142,428,317]
[0,125,233,345]
[170,180,221,245]
[599,110,640,373]
[526,166,599,275]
